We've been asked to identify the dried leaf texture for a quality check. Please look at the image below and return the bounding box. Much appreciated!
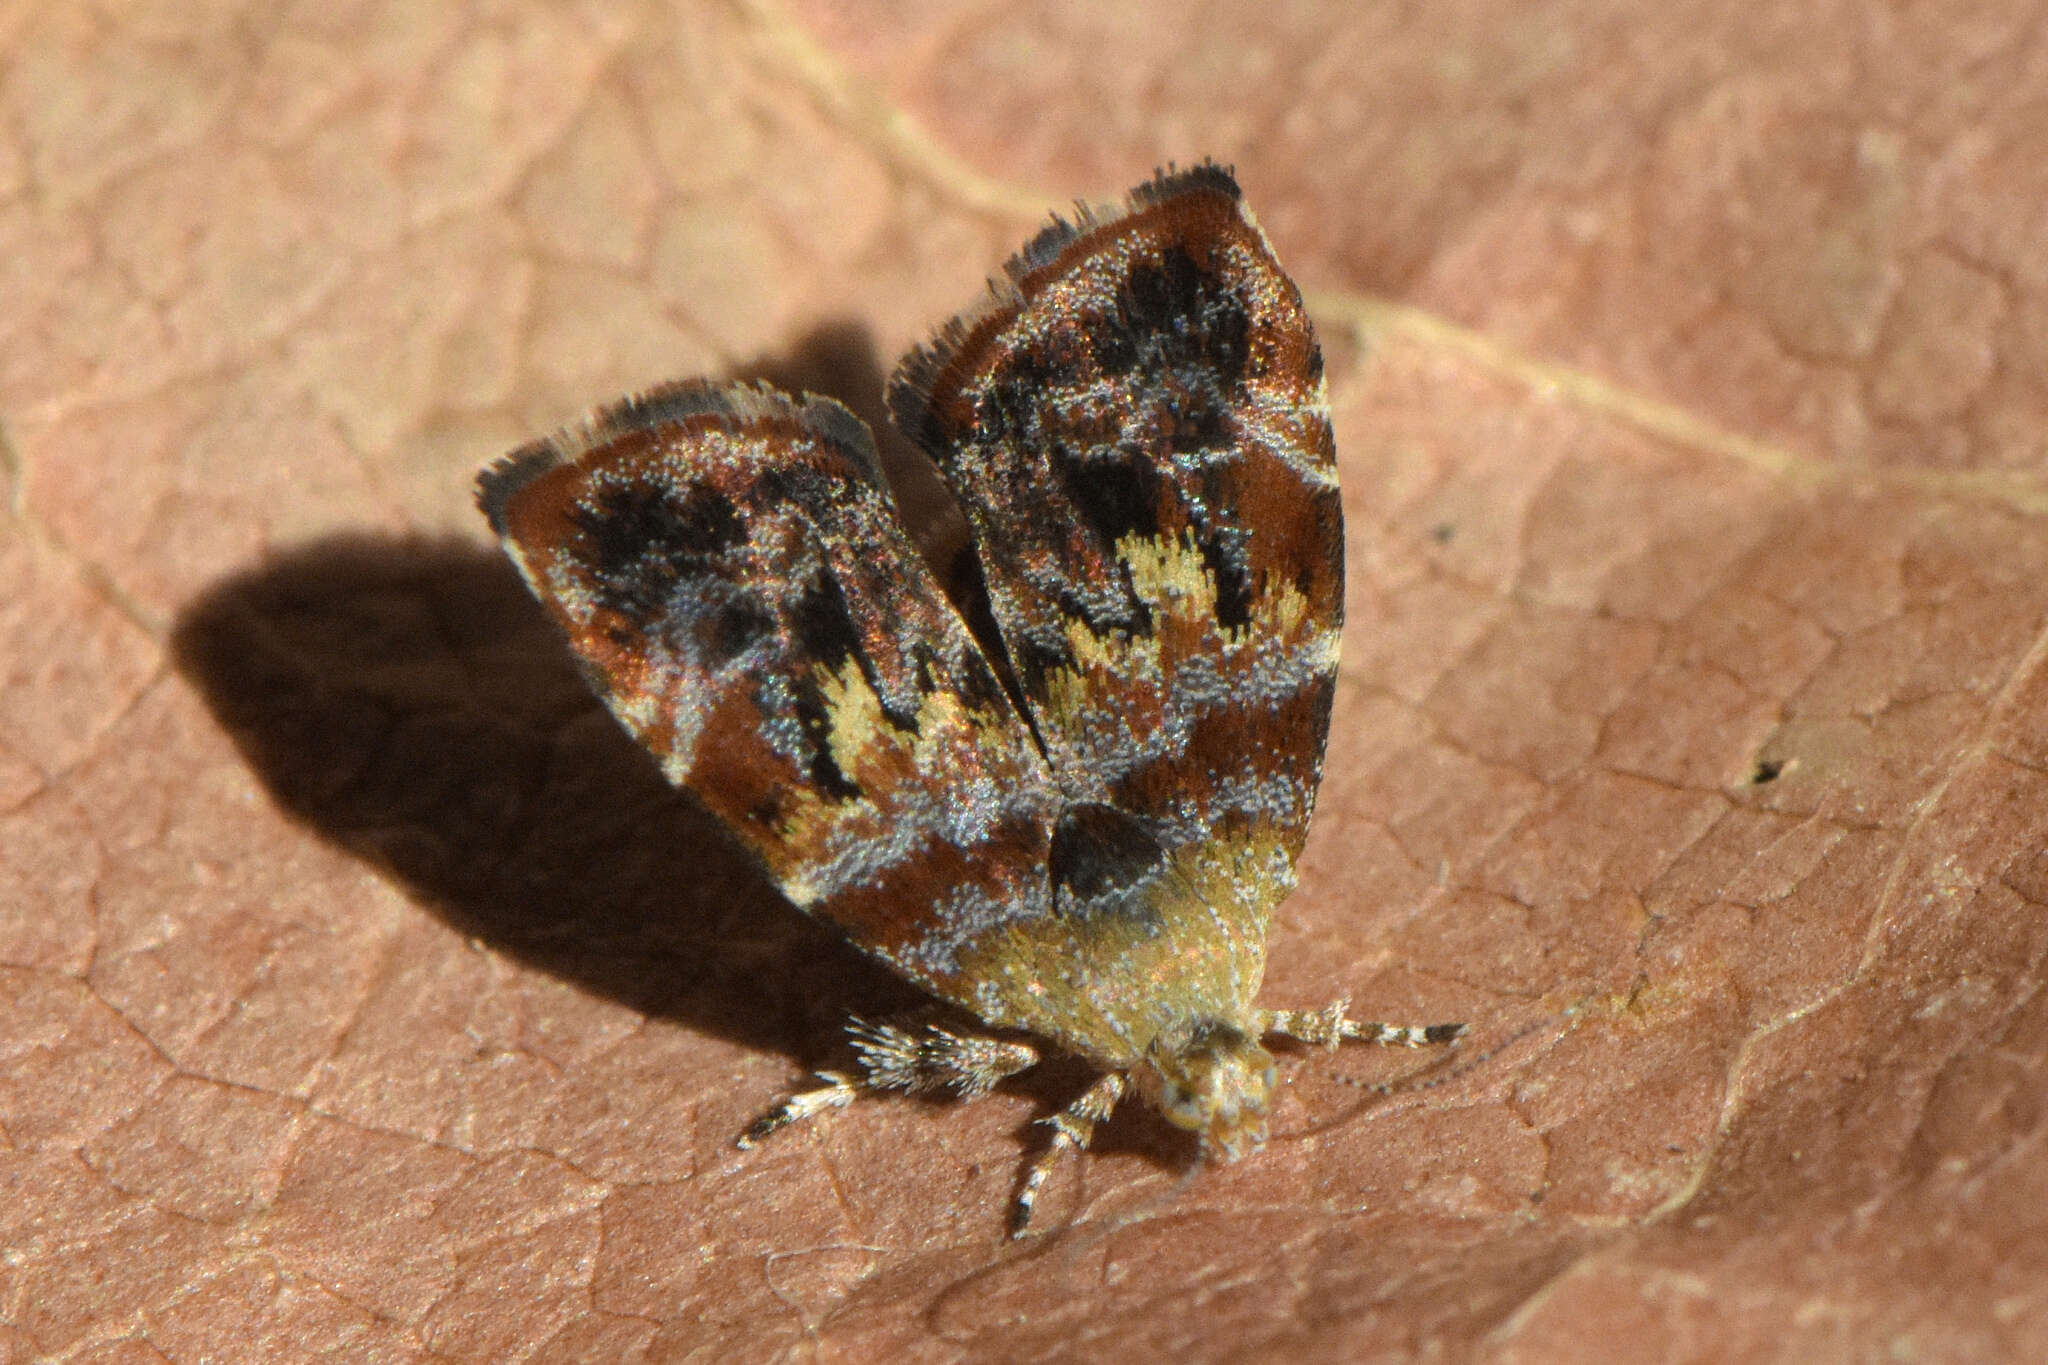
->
[5,3,2048,1361]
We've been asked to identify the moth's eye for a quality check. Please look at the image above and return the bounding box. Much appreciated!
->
[1158,1080,1207,1127]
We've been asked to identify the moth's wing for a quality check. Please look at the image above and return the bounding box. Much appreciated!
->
[478,381,1062,998]
[889,165,1341,881]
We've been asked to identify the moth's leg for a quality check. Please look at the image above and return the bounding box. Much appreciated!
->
[1260,997,1466,1050]
[738,1018,1040,1149]
[1013,1070,1129,1238]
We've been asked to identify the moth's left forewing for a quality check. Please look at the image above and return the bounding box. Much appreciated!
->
[885,166,1343,1054]
[893,167,1340,859]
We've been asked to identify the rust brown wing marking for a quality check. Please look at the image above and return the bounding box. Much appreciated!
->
[477,380,1064,996]
[889,164,1340,861]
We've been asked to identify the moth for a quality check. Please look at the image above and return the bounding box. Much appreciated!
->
[479,164,1461,1234]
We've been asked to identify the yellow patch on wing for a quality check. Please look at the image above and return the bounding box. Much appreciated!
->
[1118,531,1222,622]
[771,657,1012,907]
[1042,530,1329,727]
[813,657,897,782]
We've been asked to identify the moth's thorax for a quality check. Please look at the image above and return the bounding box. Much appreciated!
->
[1134,1016,1277,1160]
[949,830,1285,1067]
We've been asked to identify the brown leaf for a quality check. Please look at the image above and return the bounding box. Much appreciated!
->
[7,2,2048,1359]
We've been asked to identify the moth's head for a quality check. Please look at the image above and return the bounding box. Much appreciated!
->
[1139,1019,1277,1161]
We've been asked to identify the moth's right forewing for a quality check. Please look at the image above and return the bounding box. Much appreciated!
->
[480,380,1063,996]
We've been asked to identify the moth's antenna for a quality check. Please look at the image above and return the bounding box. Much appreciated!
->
[1328,999,1591,1100]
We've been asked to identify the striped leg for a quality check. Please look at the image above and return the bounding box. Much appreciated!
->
[1013,1071,1128,1238]
[1260,997,1465,1050]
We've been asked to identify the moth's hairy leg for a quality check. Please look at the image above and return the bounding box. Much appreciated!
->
[739,1017,1041,1148]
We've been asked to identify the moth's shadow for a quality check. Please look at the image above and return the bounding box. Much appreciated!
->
[170,324,945,1064]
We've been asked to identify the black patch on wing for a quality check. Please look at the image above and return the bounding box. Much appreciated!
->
[783,567,923,797]
[1008,631,1077,705]
[1054,441,1169,548]
[1092,246,1251,455]
[791,568,919,733]
[783,570,869,800]
[1050,802,1166,927]
[757,458,843,509]
[979,346,1068,450]
[1195,522,1254,632]
[704,592,776,660]
[790,569,863,672]
[571,481,747,627]
[1056,580,1150,642]
[789,700,861,803]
